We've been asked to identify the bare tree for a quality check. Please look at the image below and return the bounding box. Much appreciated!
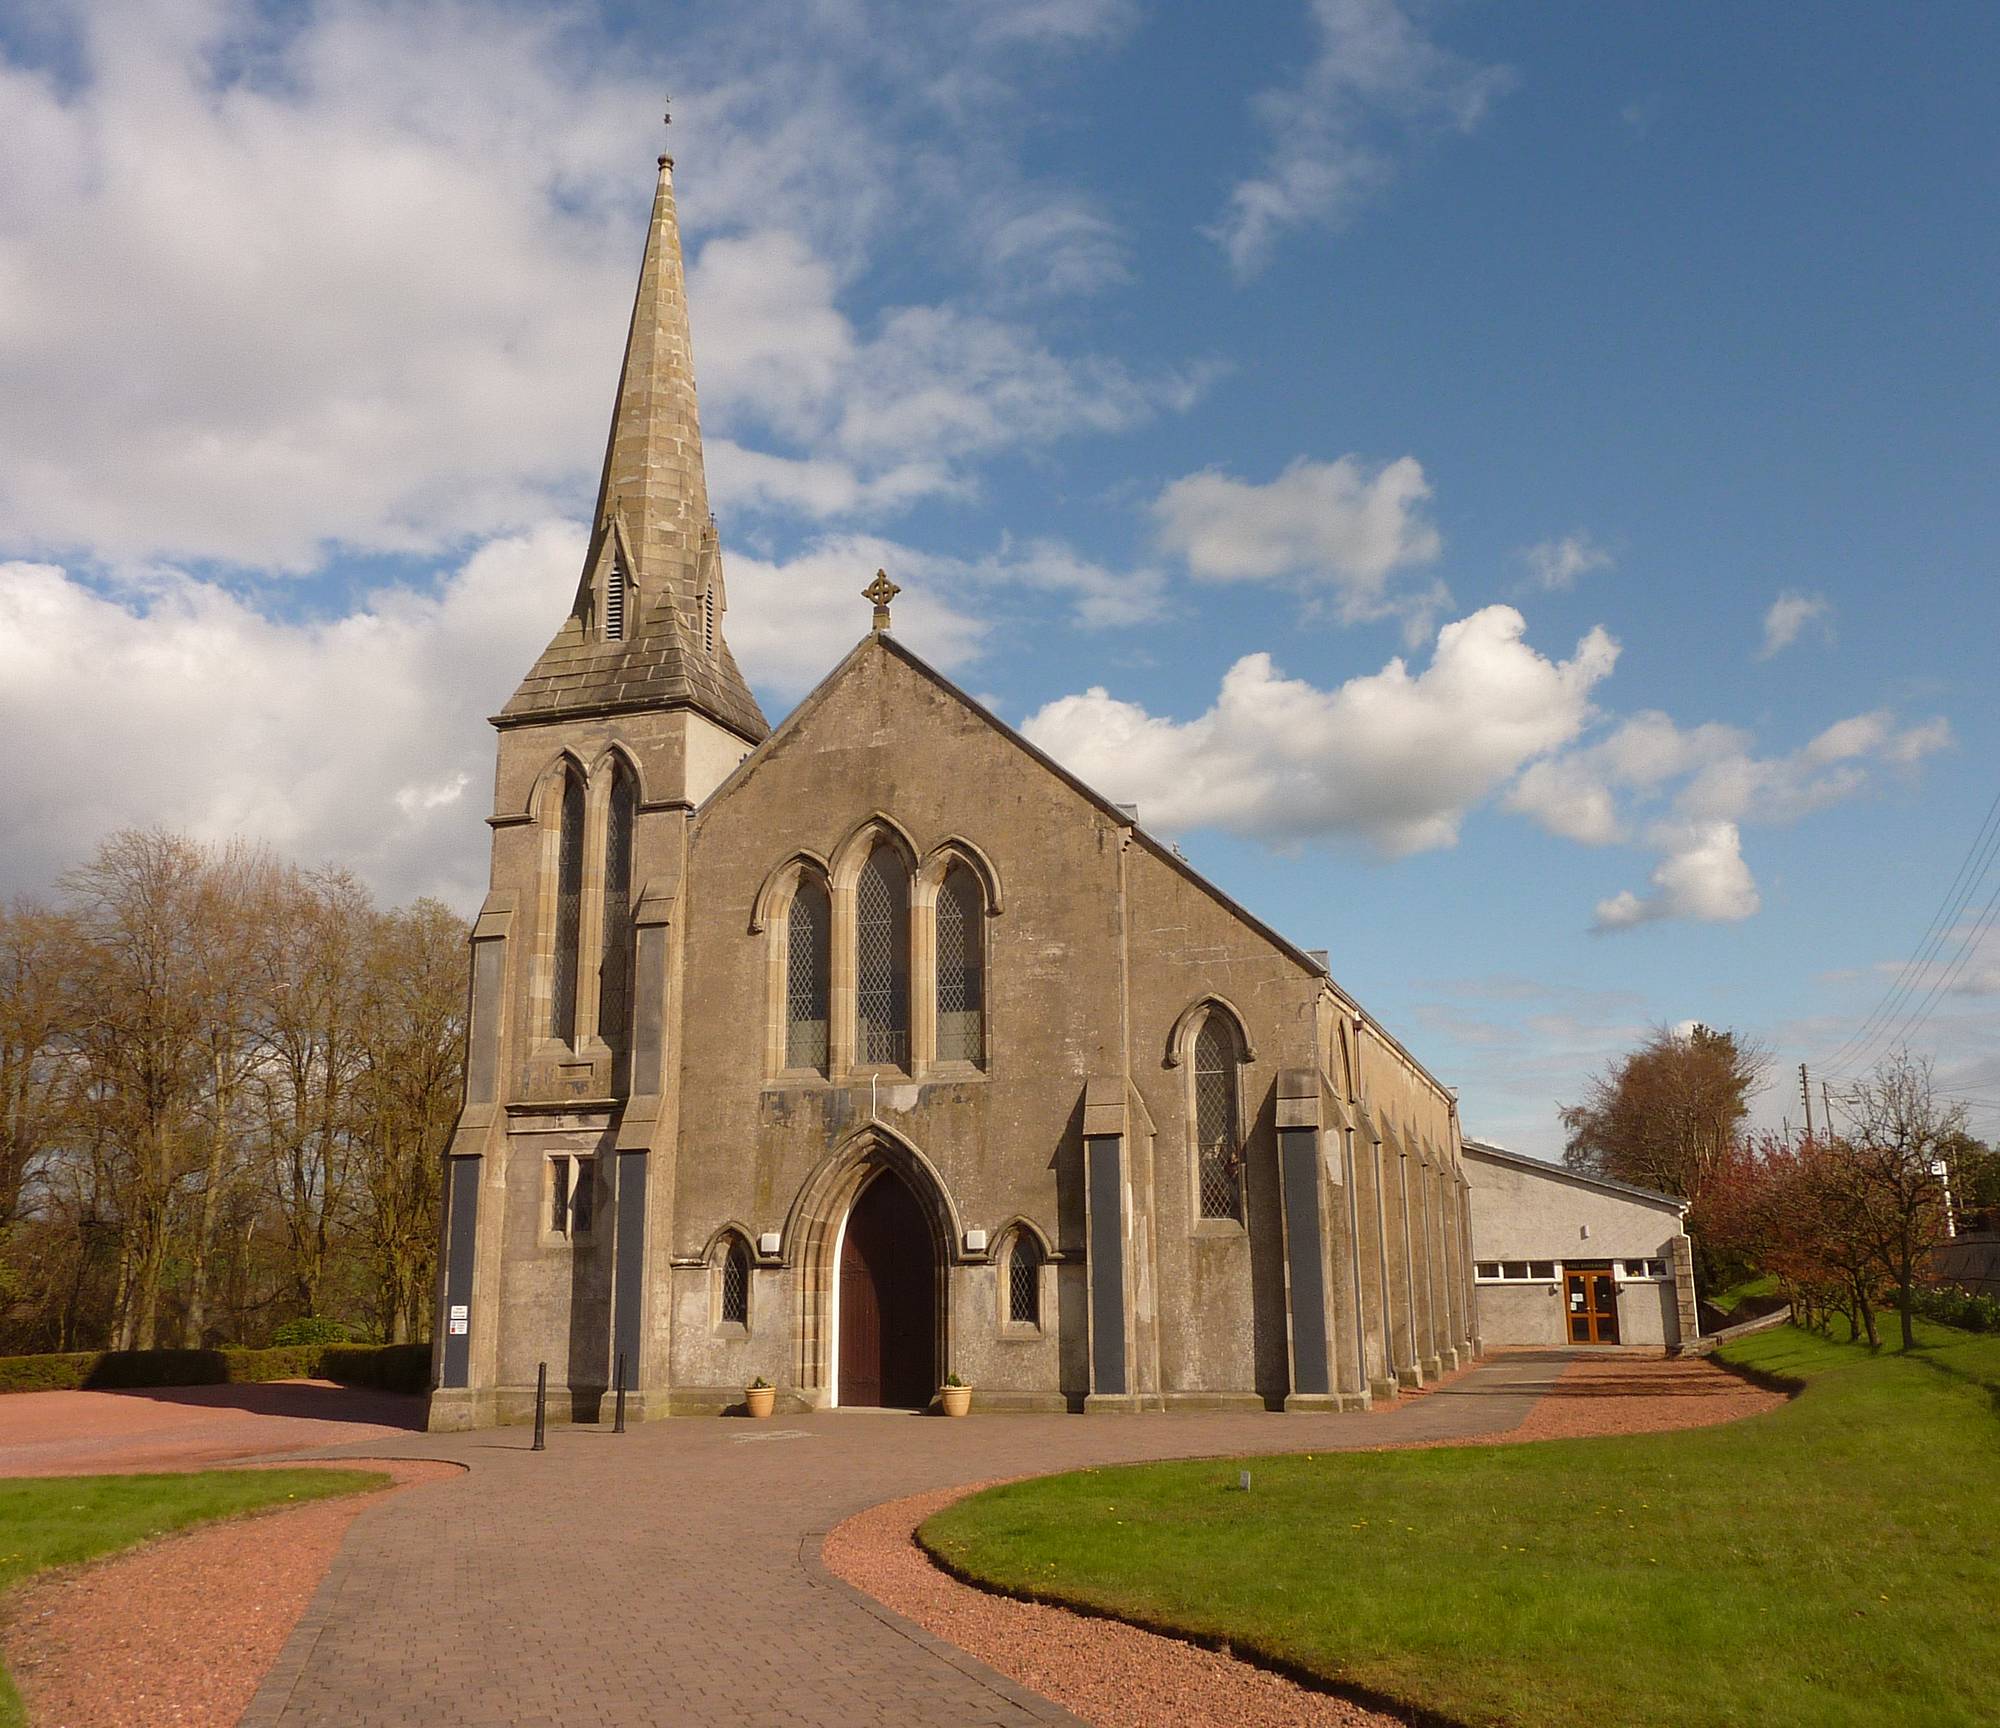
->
[1834,1052,1958,1351]
[355,901,465,1341]
[251,868,374,1319]
[64,831,216,1349]
[0,897,78,1231]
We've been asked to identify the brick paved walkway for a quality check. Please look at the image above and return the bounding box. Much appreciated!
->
[241,1353,1569,1728]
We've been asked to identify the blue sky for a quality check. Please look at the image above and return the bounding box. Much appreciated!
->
[1,0,1994,1152]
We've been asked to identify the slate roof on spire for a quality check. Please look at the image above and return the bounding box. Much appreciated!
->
[498,154,767,742]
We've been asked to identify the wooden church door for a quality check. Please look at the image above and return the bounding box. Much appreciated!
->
[838,1173,937,1408]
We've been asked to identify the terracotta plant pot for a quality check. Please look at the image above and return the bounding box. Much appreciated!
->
[744,1385,776,1419]
[939,1384,972,1418]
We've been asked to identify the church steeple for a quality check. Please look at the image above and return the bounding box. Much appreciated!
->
[497,152,767,744]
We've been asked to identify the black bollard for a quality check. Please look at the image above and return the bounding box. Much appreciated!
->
[613,1351,627,1434]
[532,1361,547,1451]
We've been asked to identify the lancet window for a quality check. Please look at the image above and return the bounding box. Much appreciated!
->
[550,768,586,1045]
[856,845,910,1067]
[1006,1231,1043,1328]
[1194,1016,1243,1223]
[785,877,831,1072]
[598,763,636,1042]
[720,1237,750,1327]
[935,864,984,1064]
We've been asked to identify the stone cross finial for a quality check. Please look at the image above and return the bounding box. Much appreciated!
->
[863,569,901,632]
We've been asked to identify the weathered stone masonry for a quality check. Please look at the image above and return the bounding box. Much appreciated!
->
[426,153,1478,1429]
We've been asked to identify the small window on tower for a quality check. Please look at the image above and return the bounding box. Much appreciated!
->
[703,585,715,654]
[605,565,625,641]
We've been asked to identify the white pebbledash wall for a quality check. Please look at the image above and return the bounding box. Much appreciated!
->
[1463,1141,1697,1350]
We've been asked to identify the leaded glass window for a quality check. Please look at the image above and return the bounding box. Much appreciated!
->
[856,845,909,1066]
[721,1240,750,1326]
[935,865,984,1064]
[785,878,830,1071]
[1194,1017,1242,1222]
[599,765,635,1042]
[1008,1233,1041,1327]
[550,769,585,1044]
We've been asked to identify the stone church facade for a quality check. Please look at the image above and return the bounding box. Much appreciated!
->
[426,153,1479,1428]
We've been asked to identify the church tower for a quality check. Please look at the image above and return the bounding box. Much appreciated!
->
[428,150,764,1428]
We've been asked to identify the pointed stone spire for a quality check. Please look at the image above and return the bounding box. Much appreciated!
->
[498,153,767,743]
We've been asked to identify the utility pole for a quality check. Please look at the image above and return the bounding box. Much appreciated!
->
[1800,1063,1815,1141]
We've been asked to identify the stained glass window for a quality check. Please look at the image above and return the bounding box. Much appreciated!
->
[1194,1017,1241,1221]
[1008,1233,1041,1327]
[550,769,585,1044]
[598,765,635,1042]
[935,865,984,1063]
[785,878,830,1071]
[856,846,909,1066]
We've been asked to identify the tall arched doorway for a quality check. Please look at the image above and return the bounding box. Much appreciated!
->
[838,1171,937,1408]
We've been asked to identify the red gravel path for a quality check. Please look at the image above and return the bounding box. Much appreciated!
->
[1490,1350,1783,1444]
[2,1458,461,1728]
[824,1353,1782,1728]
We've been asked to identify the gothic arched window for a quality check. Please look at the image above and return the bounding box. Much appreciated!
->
[720,1236,750,1328]
[935,864,984,1064]
[856,845,910,1066]
[550,767,586,1045]
[785,877,830,1073]
[598,763,636,1042]
[1194,1016,1243,1222]
[1006,1230,1042,1328]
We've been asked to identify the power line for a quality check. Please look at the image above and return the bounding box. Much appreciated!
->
[1817,785,2000,1077]
[1831,874,2000,1083]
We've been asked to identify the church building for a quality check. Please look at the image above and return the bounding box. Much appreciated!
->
[426,151,1480,1427]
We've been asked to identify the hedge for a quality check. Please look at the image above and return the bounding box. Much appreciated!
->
[1914,1285,2000,1333]
[0,1341,433,1395]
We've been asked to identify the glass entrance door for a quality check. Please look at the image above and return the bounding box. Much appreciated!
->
[1564,1269,1621,1344]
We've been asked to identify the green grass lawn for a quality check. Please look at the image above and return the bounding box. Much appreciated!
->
[1708,1271,1780,1315]
[0,1467,386,1728]
[921,1324,2000,1728]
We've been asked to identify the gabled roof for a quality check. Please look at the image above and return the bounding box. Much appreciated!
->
[496,155,766,743]
[696,627,1461,1103]
[1462,1138,1688,1213]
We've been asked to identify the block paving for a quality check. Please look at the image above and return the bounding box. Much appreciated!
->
[241,1354,1568,1726]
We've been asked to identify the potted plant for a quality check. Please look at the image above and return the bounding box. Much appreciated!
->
[939,1372,972,1418]
[744,1376,776,1419]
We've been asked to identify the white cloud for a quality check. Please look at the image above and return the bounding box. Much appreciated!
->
[970,0,1139,44]
[722,535,992,701]
[1212,0,1512,277]
[1021,605,1616,853]
[1521,531,1613,592]
[0,507,1169,902]
[1151,455,1443,625]
[0,3,1179,569]
[0,530,581,909]
[1592,821,1760,931]
[1758,589,1834,658]
[1513,705,1952,931]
